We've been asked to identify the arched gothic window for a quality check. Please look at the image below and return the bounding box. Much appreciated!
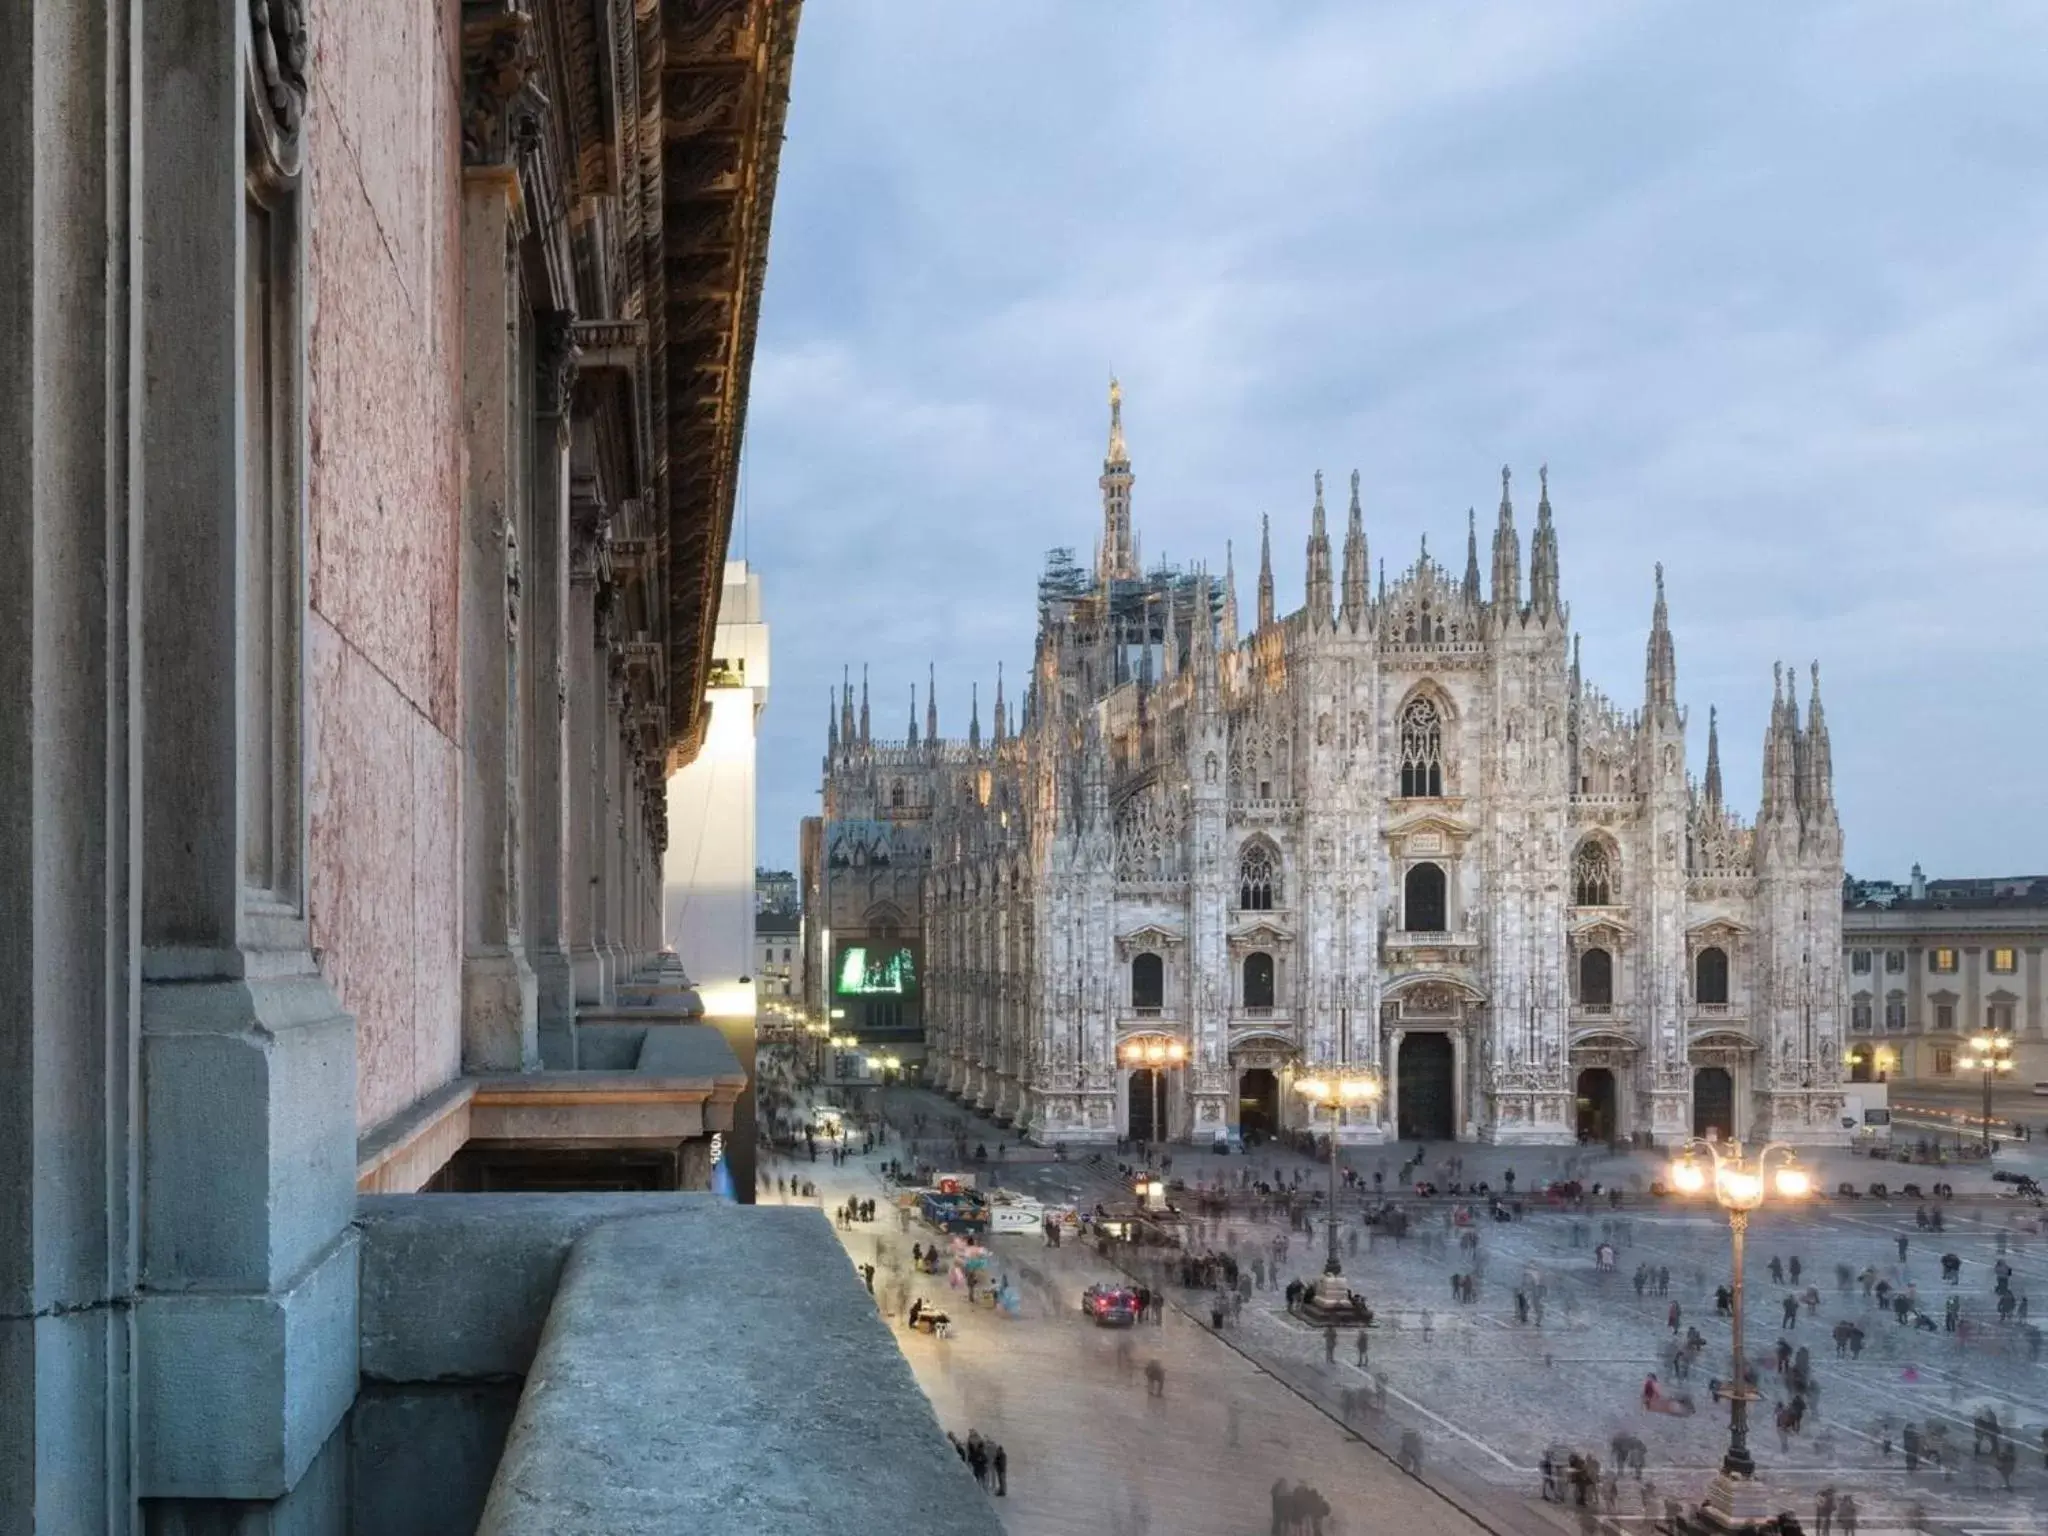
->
[1573,841,1615,906]
[1403,862,1448,933]
[1242,951,1276,1010]
[1130,952,1164,1011]
[1695,946,1729,1006]
[1238,842,1279,911]
[890,780,907,809]
[1579,946,1614,1007]
[1398,696,1444,798]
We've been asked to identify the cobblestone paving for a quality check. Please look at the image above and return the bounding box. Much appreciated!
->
[855,1086,2048,1536]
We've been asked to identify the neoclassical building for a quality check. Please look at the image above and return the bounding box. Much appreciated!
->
[824,385,1847,1147]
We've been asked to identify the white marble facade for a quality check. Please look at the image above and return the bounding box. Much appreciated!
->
[823,386,1847,1147]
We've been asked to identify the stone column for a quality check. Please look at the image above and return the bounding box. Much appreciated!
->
[1385,1029,1405,1134]
[526,317,577,1062]
[457,168,538,1072]
[130,1,357,1519]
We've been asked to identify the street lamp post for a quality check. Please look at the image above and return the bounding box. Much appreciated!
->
[1292,1069,1383,1320]
[1958,1032,2014,1154]
[1668,1138,1811,1529]
[1118,1036,1187,1146]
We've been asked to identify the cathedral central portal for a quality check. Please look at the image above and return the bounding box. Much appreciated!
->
[1395,1033,1457,1141]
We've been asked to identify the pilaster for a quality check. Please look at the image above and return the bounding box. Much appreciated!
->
[527,315,578,1062]
[458,166,538,1072]
[131,0,358,1520]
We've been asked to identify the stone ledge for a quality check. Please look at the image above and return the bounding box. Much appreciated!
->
[357,1194,706,1383]
[476,1206,1003,1536]
[356,1077,477,1194]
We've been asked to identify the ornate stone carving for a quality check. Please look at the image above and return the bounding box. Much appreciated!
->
[462,3,540,168]
[245,0,309,191]
[535,309,582,417]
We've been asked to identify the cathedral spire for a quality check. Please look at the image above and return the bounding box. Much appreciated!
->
[826,686,839,757]
[859,664,871,746]
[1529,464,1560,622]
[1806,660,1836,825]
[926,662,938,744]
[1305,471,1334,625]
[969,680,981,750]
[1341,470,1369,628]
[1221,539,1240,649]
[1161,585,1181,678]
[1491,465,1521,613]
[1256,513,1275,630]
[993,663,1007,744]
[1645,561,1677,712]
[1463,508,1482,604]
[1704,704,1723,808]
[841,666,855,746]
[1098,376,1137,583]
[908,683,919,747]
[1570,633,1582,697]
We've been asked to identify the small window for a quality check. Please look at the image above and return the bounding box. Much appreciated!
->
[1850,950,1872,974]
[1851,1000,1872,1032]
[1695,947,1730,1007]
[1990,948,2018,974]
[1885,950,1905,973]
[1404,862,1449,933]
[1238,842,1279,911]
[1573,842,1615,907]
[1578,947,1614,1007]
[1242,952,1276,1010]
[1988,1002,2015,1035]
[1930,948,1958,974]
[1884,993,1906,1030]
[1934,1003,1955,1032]
[1934,1046,1955,1076]
[1130,952,1165,1011]
[1397,696,1445,798]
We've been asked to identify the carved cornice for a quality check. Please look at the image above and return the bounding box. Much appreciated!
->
[245,0,309,195]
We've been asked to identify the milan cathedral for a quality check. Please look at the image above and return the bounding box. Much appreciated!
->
[819,384,1845,1146]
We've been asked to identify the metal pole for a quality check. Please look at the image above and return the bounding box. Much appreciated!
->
[1723,1209,1754,1477]
[1983,1064,1994,1154]
[1325,1105,1342,1276]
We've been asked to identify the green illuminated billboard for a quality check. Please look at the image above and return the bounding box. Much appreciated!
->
[835,946,917,996]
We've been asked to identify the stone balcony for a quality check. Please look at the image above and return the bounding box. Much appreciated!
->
[357,1195,1002,1536]
[1381,929,1481,969]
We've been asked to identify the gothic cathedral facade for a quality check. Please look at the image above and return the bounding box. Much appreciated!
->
[820,385,1846,1147]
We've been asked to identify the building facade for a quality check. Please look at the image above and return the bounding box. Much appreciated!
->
[3,1,797,1526]
[665,559,772,1006]
[757,908,802,1000]
[1844,870,2048,1086]
[823,385,1848,1147]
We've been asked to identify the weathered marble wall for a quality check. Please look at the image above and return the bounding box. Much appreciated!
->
[307,0,465,1132]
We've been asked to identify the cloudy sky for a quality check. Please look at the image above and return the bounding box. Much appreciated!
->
[740,0,2048,879]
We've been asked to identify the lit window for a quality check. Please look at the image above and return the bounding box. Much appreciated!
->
[1930,948,1958,974]
[1990,948,2017,974]
[1934,1047,1955,1076]
[1850,950,1872,974]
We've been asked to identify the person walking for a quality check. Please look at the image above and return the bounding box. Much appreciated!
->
[1356,1328,1370,1367]
[992,1442,1008,1497]
[1836,1492,1858,1536]
[1815,1486,1835,1536]
[1325,1325,1338,1364]
[966,1431,989,1488]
